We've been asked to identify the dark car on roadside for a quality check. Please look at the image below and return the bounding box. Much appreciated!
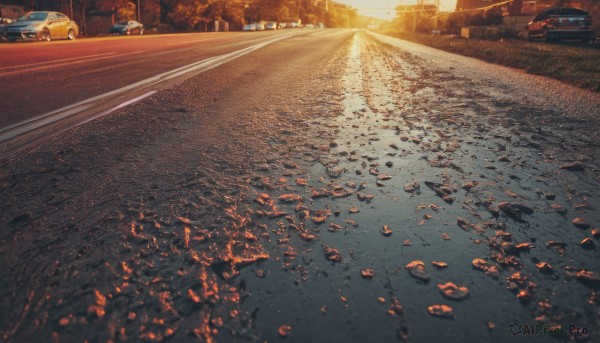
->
[110,20,144,35]
[4,11,78,42]
[526,7,593,43]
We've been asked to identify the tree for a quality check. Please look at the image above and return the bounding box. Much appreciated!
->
[164,0,212,31]
[261,0,285,21]
[220,0,246,29]
[142,0,161,28]
[276,5,289,22]
[94,0,134,22]
[116,0,136,20]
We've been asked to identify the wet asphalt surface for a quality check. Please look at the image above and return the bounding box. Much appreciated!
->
[1,30,600,342]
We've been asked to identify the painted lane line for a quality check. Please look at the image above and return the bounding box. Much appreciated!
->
[0,52,117,71]
[0,51,145,78]
[168,37,230,45]
[0,33,297,150]
[0,102,97,141]
[0,92,156,159]
[77,91,157,127]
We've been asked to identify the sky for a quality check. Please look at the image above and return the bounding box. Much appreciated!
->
[335,0,459,20]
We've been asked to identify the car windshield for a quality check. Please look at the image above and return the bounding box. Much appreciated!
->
[18,12,48,21]
[117,22,128,25]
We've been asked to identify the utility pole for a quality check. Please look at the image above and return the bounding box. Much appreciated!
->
[81,0,86,36]
[137,0,141,22]
[434,0,439,31]
[70,0,73,19]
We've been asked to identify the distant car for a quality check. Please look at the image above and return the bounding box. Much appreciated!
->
[110,20,144,35]
[278,22,287,29]
[4,11,78,42]
[526,7,593,43]
[265,22,277,30]
[242,24,256,31]
[256,23,265,31]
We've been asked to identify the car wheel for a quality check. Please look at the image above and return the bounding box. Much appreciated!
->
[140,28,144,35]
[126,29,131,36]
[67,28,75,40]
[40,28,51,41]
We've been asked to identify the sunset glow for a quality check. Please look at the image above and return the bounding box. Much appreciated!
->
[336,0,459,20]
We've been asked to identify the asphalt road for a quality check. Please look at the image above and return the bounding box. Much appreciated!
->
[1,29,600,343]
[0,30,307,128]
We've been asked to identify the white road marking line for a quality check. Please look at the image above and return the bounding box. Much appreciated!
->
[0,33,297,152]
[0,52,117,71]
[77,91,157,127]
[0,51,145,77]
[0,103,97,140]
[168,37,229,45]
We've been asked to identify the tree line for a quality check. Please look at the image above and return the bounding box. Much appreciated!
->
[5,0,362,34]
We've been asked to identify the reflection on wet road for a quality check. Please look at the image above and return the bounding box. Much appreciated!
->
[1,30,599,342]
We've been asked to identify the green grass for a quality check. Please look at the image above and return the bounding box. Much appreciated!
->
[379,31,600,92]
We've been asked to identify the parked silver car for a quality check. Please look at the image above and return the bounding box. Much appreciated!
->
[242,23,257,32]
